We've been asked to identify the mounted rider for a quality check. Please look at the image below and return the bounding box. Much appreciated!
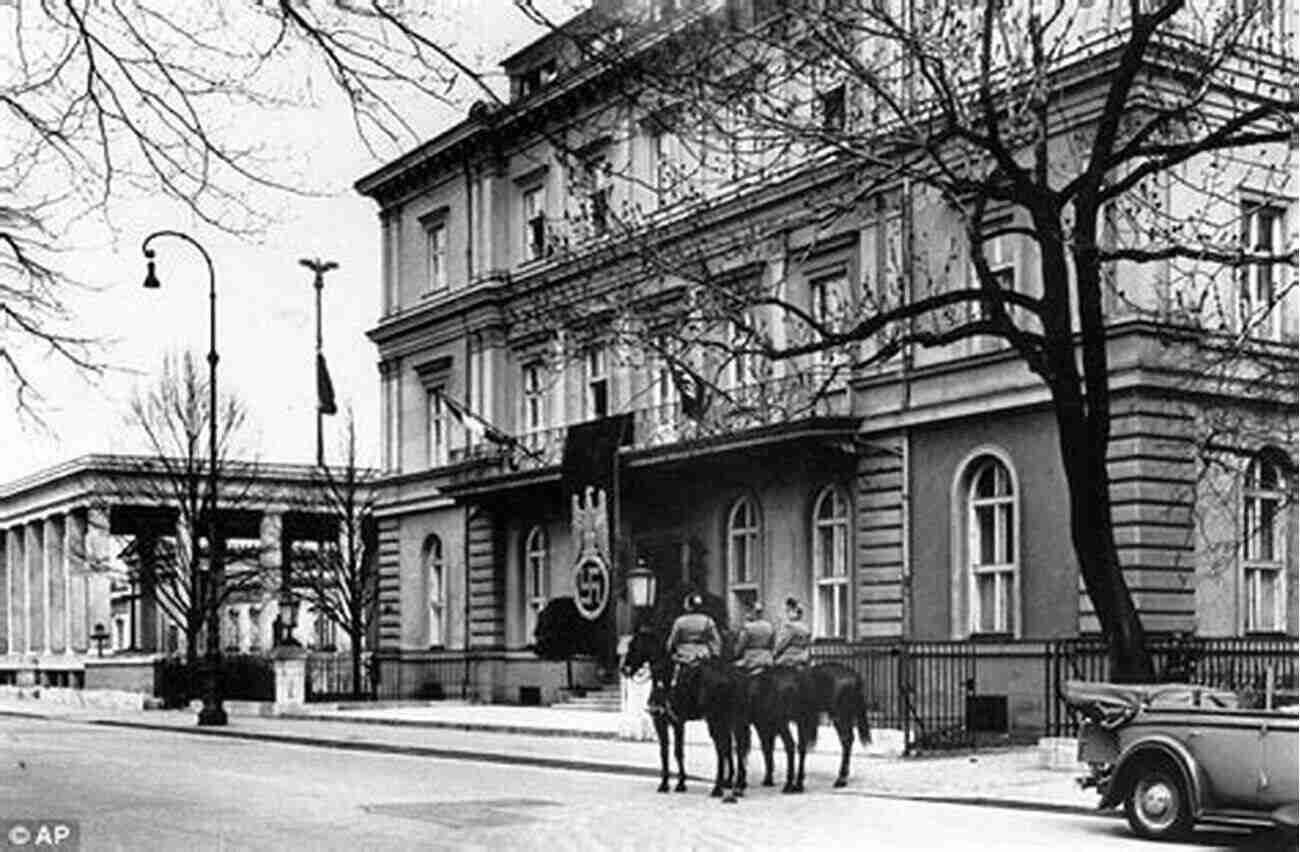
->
[665,592,722,689]
[772,597,812,668]
[733,600,774,673]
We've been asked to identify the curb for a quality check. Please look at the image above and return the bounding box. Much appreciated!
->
[86,718,682,782]
[276,712,624,741]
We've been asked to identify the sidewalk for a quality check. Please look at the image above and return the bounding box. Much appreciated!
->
[0,692,1101,814]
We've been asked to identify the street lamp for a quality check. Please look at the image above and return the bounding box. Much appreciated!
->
[627,558,657,618]
[142,230,228,727]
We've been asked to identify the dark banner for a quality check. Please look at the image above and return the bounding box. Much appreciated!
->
[561,414,632,623]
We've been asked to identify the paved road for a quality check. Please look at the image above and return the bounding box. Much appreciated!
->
[1,717,1290,851]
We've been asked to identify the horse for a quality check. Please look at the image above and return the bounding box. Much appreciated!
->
[620,626,747,801]
[743,665,818,794]
[807,662,873,788]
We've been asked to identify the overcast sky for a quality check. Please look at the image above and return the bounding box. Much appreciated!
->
[0,2,576,485]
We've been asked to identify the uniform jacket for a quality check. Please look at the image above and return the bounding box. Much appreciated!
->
[733,618,775,670]
[772,618,812,666]
[666,612,722,664]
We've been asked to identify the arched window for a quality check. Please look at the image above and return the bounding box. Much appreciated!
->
[423,535,445,647]
[727,496,761,620]
[812,486,850,638]
[1243,455,1289,633]
[524,525,549,643]
[965,455,1017,635]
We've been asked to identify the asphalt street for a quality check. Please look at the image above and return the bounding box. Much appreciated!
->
[1,716,1291,851]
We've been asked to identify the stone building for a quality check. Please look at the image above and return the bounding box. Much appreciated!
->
[0,455,349,685]
[354,0,1297,711]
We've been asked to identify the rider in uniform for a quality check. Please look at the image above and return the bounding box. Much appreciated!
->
[772,597,812,668]
[733,601,774,673]
[665,593,722,690]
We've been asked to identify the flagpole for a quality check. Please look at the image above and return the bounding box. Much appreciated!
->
[300,257,339,467]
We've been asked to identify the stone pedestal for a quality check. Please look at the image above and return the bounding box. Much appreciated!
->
[272,646,308,709]
[618,670,654,741]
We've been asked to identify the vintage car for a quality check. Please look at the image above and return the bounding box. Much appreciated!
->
[1065,680,1298,841]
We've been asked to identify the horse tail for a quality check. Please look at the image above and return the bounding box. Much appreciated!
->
[855,679,872,745]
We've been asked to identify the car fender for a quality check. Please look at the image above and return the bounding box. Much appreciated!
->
[1098,734,1204,815]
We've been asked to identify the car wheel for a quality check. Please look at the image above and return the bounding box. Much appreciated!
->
[1124,761,1193,841]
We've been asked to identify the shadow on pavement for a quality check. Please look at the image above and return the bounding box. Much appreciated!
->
[1075,820,1298,850]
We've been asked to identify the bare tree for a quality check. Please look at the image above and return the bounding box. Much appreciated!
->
[488,0,1297,679]
[118,350,261,667]
[1,1,480,413]
[293,412,379,699]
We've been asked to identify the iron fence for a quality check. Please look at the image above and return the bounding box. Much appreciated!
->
[811,639,976,753]
[305,652,375,702]
[372,653,470,701]
[1045,635,1300,736]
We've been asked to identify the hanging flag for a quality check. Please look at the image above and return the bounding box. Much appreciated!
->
[439,391,514,447]
[316,353,337,415]
[670,360,710,421]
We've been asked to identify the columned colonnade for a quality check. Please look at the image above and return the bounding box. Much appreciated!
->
[0,507,111,660]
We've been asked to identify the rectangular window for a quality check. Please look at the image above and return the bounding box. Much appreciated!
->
[585,347,609,419]
[1244,460,1287,632]
[583,156,611,236]
[810,272,849,370]
[522,186,546,261]
[427,389,448,467]
[522,363,544,434]
[818,84,846,131]
[1240,203,1285,340]
[426,223,447,292]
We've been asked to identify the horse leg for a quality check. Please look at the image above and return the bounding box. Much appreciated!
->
[759,727,776,786]
[655,716,670,793]
[793,715,815,793]
[673,720,688,792]
[777,724,796,793]
[833,713,853,788]
[733,722,750,796]
[708,717,727,798]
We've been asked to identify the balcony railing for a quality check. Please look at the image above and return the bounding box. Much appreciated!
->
[447,373,851,480]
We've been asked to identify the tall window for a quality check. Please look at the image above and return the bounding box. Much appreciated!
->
[966,456,1017,635]
[813,486,850,638]
[583,155,611,236]
[585,346,609,419]
[522,186,546,261]
[427,389,448,467]
[1240,203,1285,340]
[818,83,846,131]
[810,272,848,369]
[424,535,445,647]
[426,223,447,292]
[727,496,761,621]
[972,231,1017,320]
[1243,456,1288,632]
[522,363,544,434]
[524,525,549,643]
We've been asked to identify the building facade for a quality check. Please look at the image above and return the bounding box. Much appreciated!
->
[356,0,1297,709]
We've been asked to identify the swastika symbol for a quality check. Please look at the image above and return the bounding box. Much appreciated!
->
[574,557,609,620]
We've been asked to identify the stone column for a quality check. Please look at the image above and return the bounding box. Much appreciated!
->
[45,515,66,654]
[65,511,88,653]
[135,531,159,653]
[0,529,8,656]
[25,522,43,654]
[8,529,24,655]
[84,507,113,647]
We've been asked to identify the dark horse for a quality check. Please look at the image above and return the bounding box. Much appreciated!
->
[744,666,818,793]
[808,662,873,787]
[620,627,747,801]
[743,662,873,790]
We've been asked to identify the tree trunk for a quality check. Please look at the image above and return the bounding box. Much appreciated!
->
[350,626,365,700]
[1051,385,1154,682]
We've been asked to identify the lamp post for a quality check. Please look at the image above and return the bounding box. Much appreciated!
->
[142,230,227,727]
[299,257,338,468]
[626,558,657,628]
